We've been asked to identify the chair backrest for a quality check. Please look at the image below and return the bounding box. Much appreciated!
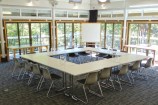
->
[119,64,128,75]
[42,68,52,80]
[24,60,32,71]
[68,53,76,57]
[131,60,141,70]
[85,72,98,85]
[145,58,153,68]
[32,64,41,75]
[99,68,111,80]
[13,58,21,67]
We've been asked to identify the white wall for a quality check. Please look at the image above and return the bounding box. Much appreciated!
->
[0,0,90,10]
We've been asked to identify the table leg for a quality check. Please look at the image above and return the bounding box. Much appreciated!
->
[146,50,149,56]
[46,46,48,52]
[30,47,34,53]
[39,46,42,52]
[153,50,155,65]
[13,49,16,58]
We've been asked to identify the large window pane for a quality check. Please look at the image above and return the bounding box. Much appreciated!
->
[113,24,122,50]
[129,24,139,45]
[129,24,148,45]
[31,23,41,45]
[57,23,65,50]
[6,23,19,46]
[40,23,50,45]
[106,24,113,48]
[150,24,158,45]
[19,23,30,45]
[74,23,81,47]
[65,23,73,49]
[100,23,105,48]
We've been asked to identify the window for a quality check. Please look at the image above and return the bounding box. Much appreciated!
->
[56,22,81,50]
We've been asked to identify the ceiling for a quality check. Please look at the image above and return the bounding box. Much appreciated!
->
[0,0,158,10]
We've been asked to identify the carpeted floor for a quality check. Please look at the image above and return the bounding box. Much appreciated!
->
[0,60,158,105]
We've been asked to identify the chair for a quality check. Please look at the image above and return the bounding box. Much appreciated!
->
[38,68,61,97]
[78,51,90,63]
[95,53,108,60]
[76,71,103,104]
[129,60,142,84]
[12,58,25,80]
[99,68,115,90]
[28,64,43,86]
[112,64,132,91]
[141,58,154,80]
[21,60,32,79]
[67,48,81,64]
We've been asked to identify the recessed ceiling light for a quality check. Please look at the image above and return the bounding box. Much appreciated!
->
[98,0,110,3]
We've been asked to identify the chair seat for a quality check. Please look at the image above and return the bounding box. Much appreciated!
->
[50,73,61,80]
[68,53,79,57]
[96,53,108,58]
[112,70,120,75]
[78,52,90,56]
[104,55,112,59]
[77,79,86,84]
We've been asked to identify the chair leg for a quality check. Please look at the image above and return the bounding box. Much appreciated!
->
[36,76,43,91]
[97,82,104,97]
[109,77,115,90]
[17,68,23,80]
[116,75,122,91]
[11,65,16,77]
[21,70,27,79]
[39,78,45,90]
[28,74,34,85]
[130,72,135,84]
[83,85,88,104]
[47,80,54,97]
[127,73,133,86]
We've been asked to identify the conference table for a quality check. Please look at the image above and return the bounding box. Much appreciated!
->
[21,47,146,101]
[8,44,49,58]
[124,44,158,63]
[21,47,147,77]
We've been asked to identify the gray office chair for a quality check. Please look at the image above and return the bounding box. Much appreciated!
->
[21,60,32,79]
[12,58,25,80]
[38,68,61,97]
[28,64,43,87]
[67,52,81,64]
[129,60,141,84]
[141,58,154,80]
[99,68,115,90]
[112,64,132,91]
[76,71,103,104]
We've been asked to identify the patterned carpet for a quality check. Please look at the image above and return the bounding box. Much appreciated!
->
[0,60,158,105]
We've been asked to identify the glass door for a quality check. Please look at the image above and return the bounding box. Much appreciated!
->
[31,23,41,45]
[19,23,30,46]
[106,24,113,49]
[6,23,19,57]
[65,23,73,49]
[100,23,105,48]
[113,24,122,50]
[6,23,19,47]
[57,23,65,50]
[74,23,81,47]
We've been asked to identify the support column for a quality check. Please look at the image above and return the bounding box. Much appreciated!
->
[122,0,127,49]
[0,7,6,59]
[52,6,56,51]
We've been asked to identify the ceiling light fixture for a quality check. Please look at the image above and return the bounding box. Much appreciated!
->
[98,0,110,3]
[2,11,12,14]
